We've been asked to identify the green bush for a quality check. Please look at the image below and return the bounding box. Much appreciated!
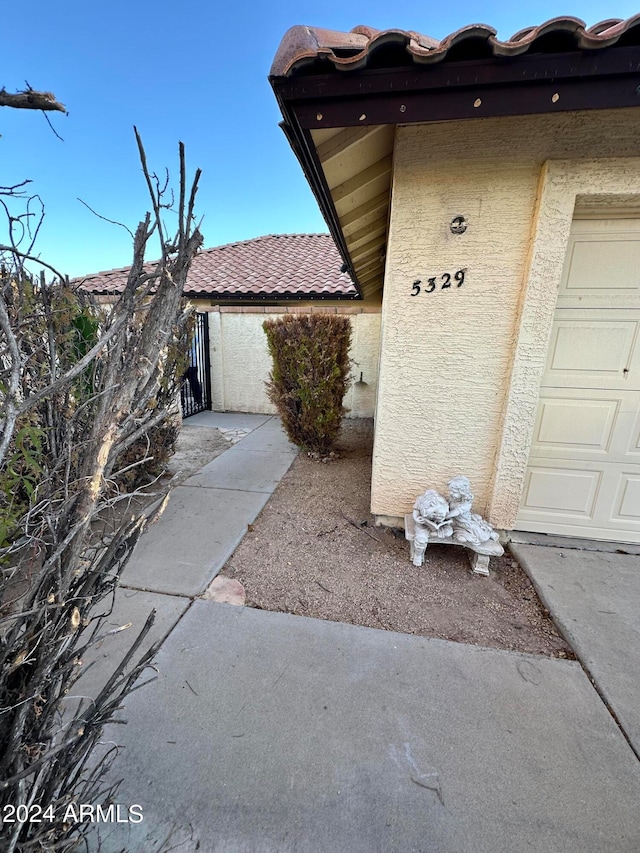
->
[263,314,352,454]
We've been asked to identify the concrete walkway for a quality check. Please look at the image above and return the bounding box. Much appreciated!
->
[121,413,297,597]
[511,542,640,760]
[74,413,296,711]
[79,414,640,852]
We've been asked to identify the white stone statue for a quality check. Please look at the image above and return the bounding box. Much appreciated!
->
[405,476,503,576]
[411,490,453,567]
[446,476,500,547]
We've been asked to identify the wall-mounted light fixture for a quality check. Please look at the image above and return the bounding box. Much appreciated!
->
[450,215,468,234]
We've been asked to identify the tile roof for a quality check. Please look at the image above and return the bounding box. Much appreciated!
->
[76,234,358,299]
[270,15,640,77]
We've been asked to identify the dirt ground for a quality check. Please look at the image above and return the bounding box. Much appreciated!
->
[224,419,574,659]
[166,422,231,483]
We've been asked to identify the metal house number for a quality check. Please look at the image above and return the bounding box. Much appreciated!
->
[411,269,466,295]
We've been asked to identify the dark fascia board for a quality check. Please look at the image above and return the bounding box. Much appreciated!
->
[87,289,360,301]
[273,48,640,128]
[199,290,361,302]
[272,46,640,102]
[293,74,640,129]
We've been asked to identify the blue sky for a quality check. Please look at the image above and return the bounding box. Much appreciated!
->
[2,1,638,277]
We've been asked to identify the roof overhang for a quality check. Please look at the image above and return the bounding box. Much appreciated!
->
[270,26,640,299]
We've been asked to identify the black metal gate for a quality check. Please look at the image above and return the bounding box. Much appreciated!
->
[181,311,211,418]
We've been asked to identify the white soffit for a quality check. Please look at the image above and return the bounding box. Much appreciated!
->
[311,125,395,299]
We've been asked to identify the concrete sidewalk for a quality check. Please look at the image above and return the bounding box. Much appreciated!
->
[94,605,640,853]
[79,414,640,852]
[512,542,640,759]
[120,413,297,597]
[74,413,296,711]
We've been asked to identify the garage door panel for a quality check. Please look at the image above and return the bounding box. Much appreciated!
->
[561,237,640,292]
[532,395,618,458]
[611,474,640,522]
[557,219,640,309]
[512,517,640,543]
[531,390,640,462]
[519,465,640,542]
[625,408,640,458]
[543,315,640,389]
[520,466,601,518]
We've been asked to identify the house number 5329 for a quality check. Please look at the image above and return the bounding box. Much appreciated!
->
[411,269,466,295]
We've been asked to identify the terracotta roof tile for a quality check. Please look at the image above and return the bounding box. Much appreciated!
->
[76,234,358,299]
[270,15,640,77]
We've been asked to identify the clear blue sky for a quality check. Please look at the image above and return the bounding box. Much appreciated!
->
[2,1,638,277]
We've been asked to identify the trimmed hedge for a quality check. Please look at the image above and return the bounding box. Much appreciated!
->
[263,314,352,454]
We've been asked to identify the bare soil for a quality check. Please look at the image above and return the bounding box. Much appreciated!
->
[224,419,574,658]
[166,423,231,484]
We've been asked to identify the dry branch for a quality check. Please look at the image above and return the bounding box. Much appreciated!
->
[0,89,66,113]
[0,130,203,851]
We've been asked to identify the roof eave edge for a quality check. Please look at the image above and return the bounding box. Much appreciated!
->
[271,88,364,300]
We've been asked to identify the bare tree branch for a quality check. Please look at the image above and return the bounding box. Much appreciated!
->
[11,307,126,423]
[0,88,66,112]
[41,109,64,141]
[134,125,167,253]
[0,130,204,851]
[0,244,67,283]
[0,296,21,463]
[76,198,135,239]
[0,180,32,194]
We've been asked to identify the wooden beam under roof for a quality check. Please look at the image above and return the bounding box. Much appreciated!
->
[316,125,391,164]
[339,192,390,234]
[357,266,384,288]
[359,276,384,299]
[353,267,383,293]
[353,258,385,283]
[278,47,640,116]
[347,220,387,251]
[310,126,344,146]
[350,234,386,263]
[331,156,392,205]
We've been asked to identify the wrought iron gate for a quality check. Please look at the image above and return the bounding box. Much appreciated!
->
[181,311,211,418]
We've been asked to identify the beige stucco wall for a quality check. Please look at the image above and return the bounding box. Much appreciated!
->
[207,306,381,418]
[372,108,640,527]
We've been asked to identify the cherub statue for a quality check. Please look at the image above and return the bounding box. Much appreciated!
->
[411,489,453,566]
[446,476,499,546]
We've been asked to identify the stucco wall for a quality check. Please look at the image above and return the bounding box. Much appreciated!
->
[372,108,640,526]
[207,307,381,418]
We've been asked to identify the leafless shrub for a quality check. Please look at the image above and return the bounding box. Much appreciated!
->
[0,128,203,852]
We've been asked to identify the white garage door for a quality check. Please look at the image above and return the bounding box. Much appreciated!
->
[516,217,640,544]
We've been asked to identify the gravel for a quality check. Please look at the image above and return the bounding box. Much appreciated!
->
[224,419,574,658]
